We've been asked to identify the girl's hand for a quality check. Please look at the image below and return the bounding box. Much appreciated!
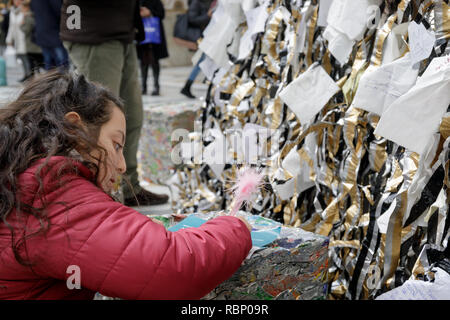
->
[172,213,187,222]
[150,217,164,226]
[236,215,252,232]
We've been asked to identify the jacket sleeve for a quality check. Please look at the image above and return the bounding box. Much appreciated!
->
[28,175,252,299]
[187,0,210,29]
[19,15,33,35]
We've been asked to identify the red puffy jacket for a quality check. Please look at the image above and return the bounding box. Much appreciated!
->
[0,156,252,300]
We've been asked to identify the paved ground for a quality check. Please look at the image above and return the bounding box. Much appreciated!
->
[1,63,209,105]
[0,62,209,215]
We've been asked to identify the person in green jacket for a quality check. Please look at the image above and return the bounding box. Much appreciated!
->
[60,0,169,206]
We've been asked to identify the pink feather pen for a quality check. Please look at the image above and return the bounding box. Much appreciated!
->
[229,167,264,216]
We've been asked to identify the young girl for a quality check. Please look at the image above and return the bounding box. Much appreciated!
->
[0,70,252,300]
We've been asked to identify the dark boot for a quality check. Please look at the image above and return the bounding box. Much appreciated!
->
[180,79,196,99]
[151,86,160,96]
[151,62,160,96]
[141,62,149,95]
[124,188,169,206]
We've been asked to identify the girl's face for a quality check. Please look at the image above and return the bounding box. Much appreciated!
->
[94,104,127,194]
[13,0,22,8]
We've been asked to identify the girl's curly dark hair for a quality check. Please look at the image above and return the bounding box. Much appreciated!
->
[0,69,125,267]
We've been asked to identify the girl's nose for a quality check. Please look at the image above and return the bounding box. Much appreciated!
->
[117,152,127,174]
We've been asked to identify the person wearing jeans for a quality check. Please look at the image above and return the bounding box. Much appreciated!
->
[40,45,68,70]
[60,0,169,206]
[180,52,205,99]
[30,0,68,70]
[180,0,215,99]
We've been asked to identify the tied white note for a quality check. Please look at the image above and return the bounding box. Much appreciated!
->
[374,55,450,155]
[352,53,419,115]
[376,268,450,300]
[279,63,340,124]
[408,21,436,65]
[238,4,269,60]
[273,178,296,200]
[323,25,354,65]
[199,1,241,68]
[327,0,381,41]
[272,168,296,200]
[324,0,382,65]
[317,0,333,27]
[199,55,219,81]
[282,146,316,194]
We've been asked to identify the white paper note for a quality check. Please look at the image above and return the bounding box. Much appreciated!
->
[324,0,381,64]
[238,4,269,60]
[376,268,450,300]
[191,49,203,67]
[318,0,333,27]
[199,1,241,68]
[273,178,296,200]
[282,147,302,177]
[282,147,316,194]
[408,21,436,65]
[323,25,355,65]
[279,63,340,124]
[374,55,450,155]
[352,53,419,115]
[212,67,230,86]
[199,55,219,81]
[327,0,381,41]
[241,0,256,12]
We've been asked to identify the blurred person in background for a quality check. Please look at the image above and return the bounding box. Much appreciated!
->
[180,0,215,99]
[6,0,29,82]
[60,0,169,206]
[137,0,169,96]
[0,3,8,55]
[20,0,43,80]
[31,0,68,70]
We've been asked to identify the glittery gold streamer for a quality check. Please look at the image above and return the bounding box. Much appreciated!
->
[306,5,318,67]
[370,14,398,67]
[229,80,255,107]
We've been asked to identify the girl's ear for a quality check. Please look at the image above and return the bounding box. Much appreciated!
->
[64,111,90,159]
[64,111,82,126]
[64,111,89,139]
